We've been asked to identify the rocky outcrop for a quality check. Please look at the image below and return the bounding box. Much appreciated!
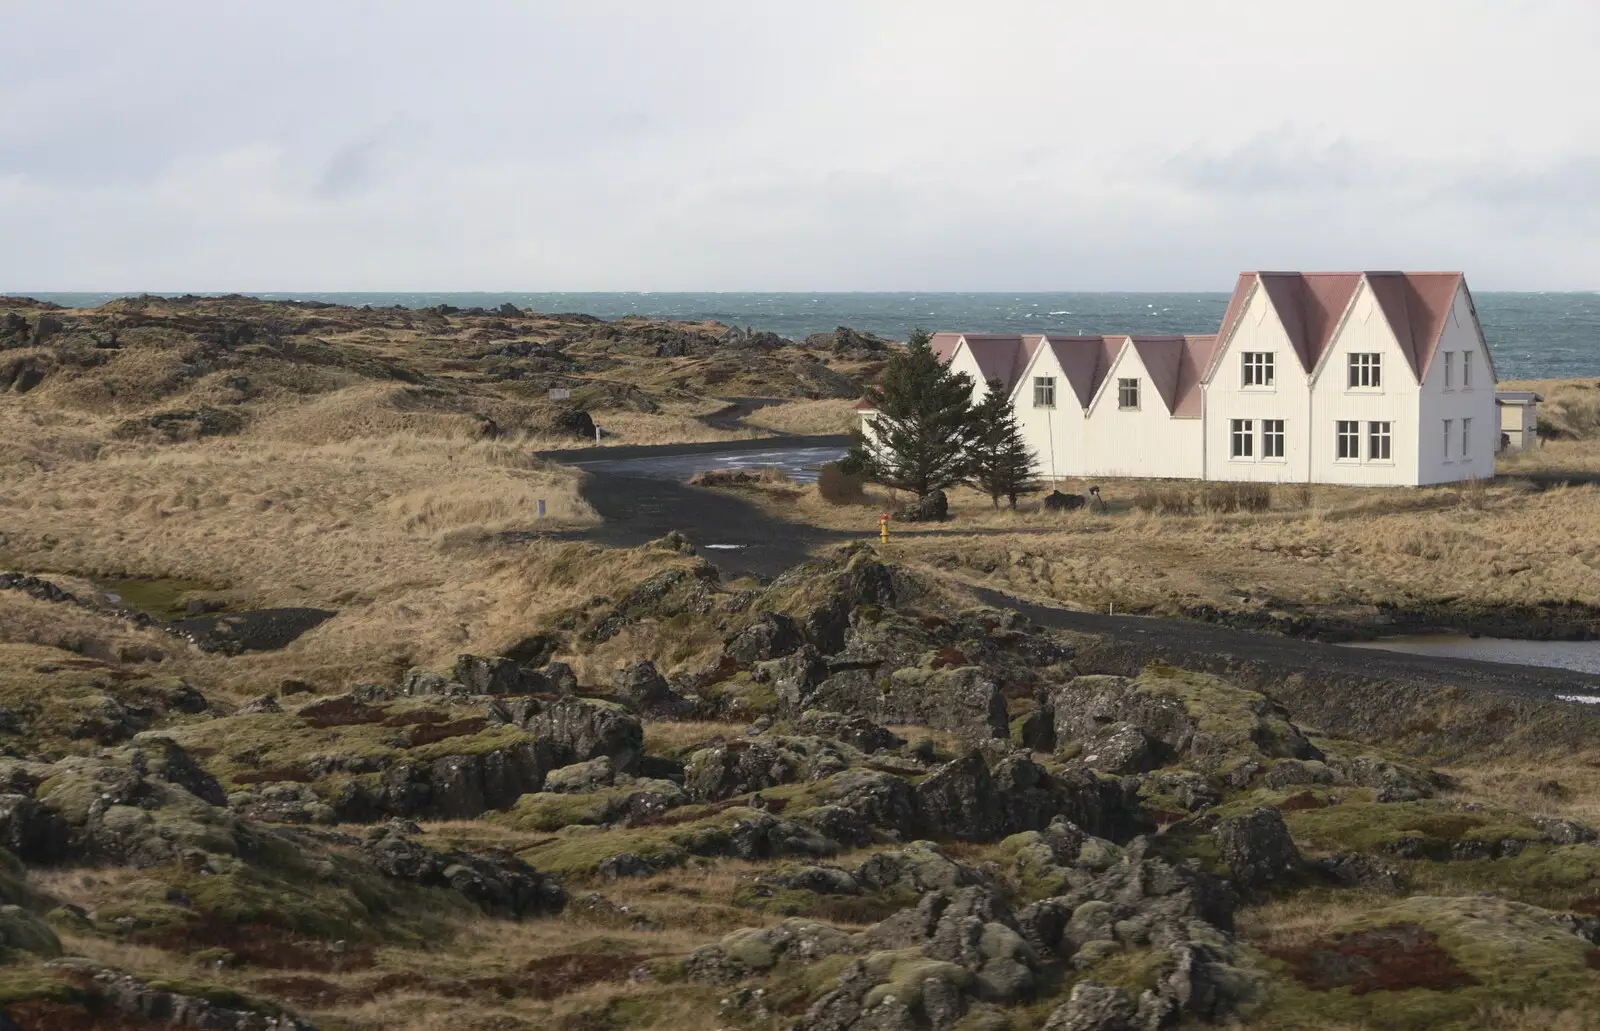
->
[686,918,854,984]
[611,659,684,714]
[726,612,804,664]
[361,822,565,919]
[501,695,644,775]
[684,741,798,803]
[365,739,551,821]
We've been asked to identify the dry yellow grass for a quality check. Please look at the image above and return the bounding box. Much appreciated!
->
[743,397,860,436]
[0,397,736,696]
[714,470,1600,617]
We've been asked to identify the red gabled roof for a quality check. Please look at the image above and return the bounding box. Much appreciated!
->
[929,332,963,363]
[1254,272,1361,372]
[1215,273,1255,350]
[1040,335,1123,409]
[1223,270,1465,384]
[1363,272,1463,381]
[1125,334,1218,417]
[946,334,1042,395]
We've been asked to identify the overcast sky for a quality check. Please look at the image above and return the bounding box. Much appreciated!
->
[3,2,1598,291]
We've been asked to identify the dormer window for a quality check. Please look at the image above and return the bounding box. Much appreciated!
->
[1348,353,1382,389]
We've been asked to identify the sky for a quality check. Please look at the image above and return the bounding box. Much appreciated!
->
[3,2,1598,292]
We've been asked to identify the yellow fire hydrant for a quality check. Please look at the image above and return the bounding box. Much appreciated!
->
[879,512,890,543]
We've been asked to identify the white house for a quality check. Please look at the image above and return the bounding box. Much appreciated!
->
[865,271,1502,487]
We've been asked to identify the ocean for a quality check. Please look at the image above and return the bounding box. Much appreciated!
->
[19,290,1600,381]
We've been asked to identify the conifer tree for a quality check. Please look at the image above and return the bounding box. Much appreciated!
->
[844,328,976,497]
[970,377,1041,508]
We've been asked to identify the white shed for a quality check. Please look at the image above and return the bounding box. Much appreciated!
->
[1496,391,1542,451]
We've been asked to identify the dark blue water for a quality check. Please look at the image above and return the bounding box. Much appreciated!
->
[16,291,1599,380]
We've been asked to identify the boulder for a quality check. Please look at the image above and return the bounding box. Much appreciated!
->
[726,612,805,664]
[541,756,618,794]
[900,489,948,522]
[612,660,680,713]
[684,742,797,803]
[452,654,536,694]
[795,711,905,754]
[521,696,643,775]
[1215,806,1302,893]
[361,824,565,918]
[376,739,551,820]
[686,917,855,984]
[879,666,1009,739]
[1079,722,1153,775]
[1041,980,1139,1031]
[758,645,829,712]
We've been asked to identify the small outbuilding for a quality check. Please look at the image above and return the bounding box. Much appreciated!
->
[1496,390,1542,452]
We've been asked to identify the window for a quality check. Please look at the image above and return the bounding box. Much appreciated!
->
[1462,417,1472,458]
[1463,351,1474,388]
[1349,353,1382,388]
[1443,419,1453,461]
[1242,352,1275,387]
[1231,419,1254,459]
[1033,376,1055,408]
[1443,351,1454,388]
[1262,419,1285,458]
[1369,421,1392,461]
[1118,378,1139,410]
[1336,420,1360,460]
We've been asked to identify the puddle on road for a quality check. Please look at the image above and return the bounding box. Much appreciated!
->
[578,445,848,484]
[1342,633,1600,676]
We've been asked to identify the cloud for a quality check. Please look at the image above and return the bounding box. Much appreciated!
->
[1,1,1598,289]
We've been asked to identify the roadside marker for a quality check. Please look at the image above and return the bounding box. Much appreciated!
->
[880,513,889,543]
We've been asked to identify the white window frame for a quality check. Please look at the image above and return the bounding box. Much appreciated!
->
[1348,353,1382,389]
[1336,420,1360,461]
[1462,417,1472,459]
[1443,351,1454,389]
[1261,419,1285,460]
[1117,378,1140,411]
[1033,376,1055,408]
[1230,419,1254,460]
[1368,421,1392,463]
[1443,418,1454,462]
[1463,351,1474,389]
[1242,352,1275,388]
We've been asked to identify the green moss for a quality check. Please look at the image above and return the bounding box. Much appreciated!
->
[91,576,217,619]
[1253,896,1600,1031]
[860,948,973,1011]
[1284,799,1544,857]
[494,785,648,833]
[0,964,82,1006]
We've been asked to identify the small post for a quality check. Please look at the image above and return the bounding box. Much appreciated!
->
[595,424,601,444]
[879,512,890,543]
[536,498,547,518]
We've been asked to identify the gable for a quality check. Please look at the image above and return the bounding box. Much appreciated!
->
[1256,272,1362,373]
[1202,278,1294,385]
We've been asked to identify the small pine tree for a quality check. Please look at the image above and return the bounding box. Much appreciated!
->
[844,328,975,497]
[970,377,1040,508]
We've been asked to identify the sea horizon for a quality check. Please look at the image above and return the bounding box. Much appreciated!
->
[10,289,1598,381]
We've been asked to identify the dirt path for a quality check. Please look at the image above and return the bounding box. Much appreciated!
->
[535,436,1600,705]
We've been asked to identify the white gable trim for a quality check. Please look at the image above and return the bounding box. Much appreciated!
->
[1200,277,1260,384]
[1459,281,1499,384]
[1008,339,1062,408]
[1085,337,1136,414]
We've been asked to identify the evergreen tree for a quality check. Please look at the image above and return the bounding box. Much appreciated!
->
[844,328,976,497]
[970,377,1041,508]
